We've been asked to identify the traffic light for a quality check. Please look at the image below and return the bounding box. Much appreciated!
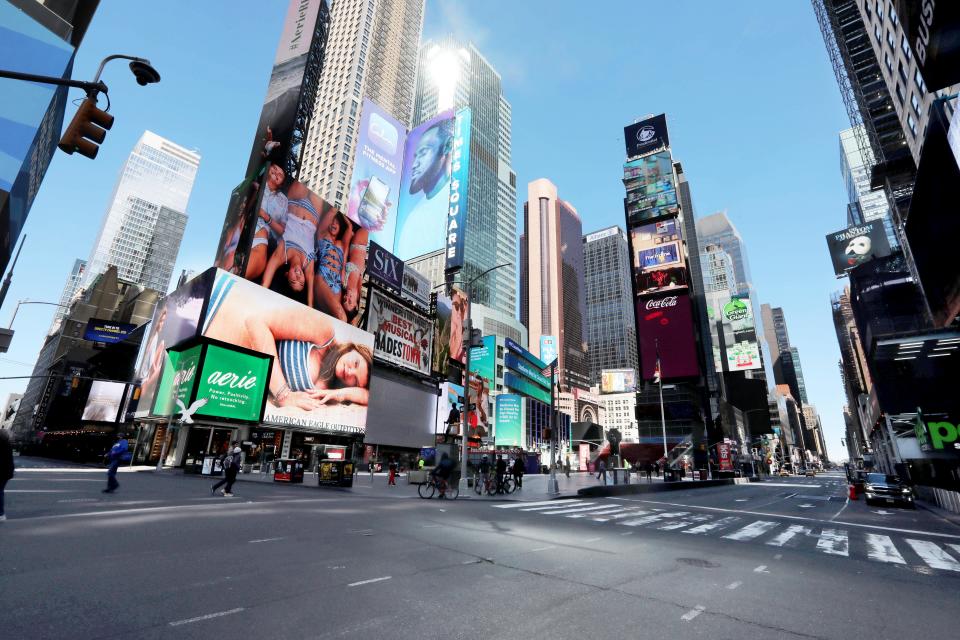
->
[58,97,114,159]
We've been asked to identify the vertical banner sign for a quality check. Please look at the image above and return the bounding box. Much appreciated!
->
[495,394,523,447]
[539,335,558,364]
[579,443,591,471]
[717,443,733,472]
[446,107,472,270]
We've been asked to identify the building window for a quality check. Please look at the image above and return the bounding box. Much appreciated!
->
[898,61,908,85]
[914,68,927,94]
[889,2,898,26]
[911,93,920,115]
[895,83,905,104]
[886,29,895,49]
[901,34,912,59]
[907,113,917,136]
[877,2,883,19]
[884,51,892,72]
[874,24,882,44]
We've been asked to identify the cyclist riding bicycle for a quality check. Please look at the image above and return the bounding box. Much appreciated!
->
[431,453,456,492]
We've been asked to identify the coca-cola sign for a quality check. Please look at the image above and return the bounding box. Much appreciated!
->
[645,296,678,310]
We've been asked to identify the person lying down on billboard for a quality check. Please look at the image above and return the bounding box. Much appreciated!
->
[203,273,372,411]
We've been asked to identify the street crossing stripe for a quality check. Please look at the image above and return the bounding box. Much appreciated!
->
[519,501,590,511]
[816,528,849,556]
[657,514,713,530]
[544,505,619,515]
[592,509,651,522]
[567,508,626,518]
[620,512,689,527]
[864,534,906,564]
[905,540,960,572]
[494,500,572,508]
[684,516,740,535]
[723,520,778,541]
[766,524,813,547]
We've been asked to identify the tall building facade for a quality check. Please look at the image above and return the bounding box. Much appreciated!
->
[298,0,426,207]
[82,131,199,293]
[48,258,86,335]
[695,212,752,297]
[583,226,638,383]
[761,304,804,407]
[411,38,517,315]
[839,126,897,247]
[790,346,809,405]
[520,178,589,391]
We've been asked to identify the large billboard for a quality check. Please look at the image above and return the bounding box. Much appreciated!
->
[213,166,369,327]
[83,319,137,344]
[824,221,892,276]
[401,265,431,309]
[81,381,126,423]
[345,99,407,249]
[495,394,523,447]
[135,270,213,417]
[367,240,404,291]
[896,0,960,91]
[539,335,558,364]
[202,270,374,435]
[431,287,468,377]
[466,335,496,439]
[636,293,700,381]
[194,344,271,422]
[367,288,432,376]
[152,344,203,417]
[445,108,472,270]
[714,295,762,372]
[600,369,636,394]
[624,114,670,159]
[622,152,679,225]
[629,217,688,295]
[394,109,456,260]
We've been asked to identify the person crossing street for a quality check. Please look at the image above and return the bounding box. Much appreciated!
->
[102,433,130,494]
[211,441,241,497]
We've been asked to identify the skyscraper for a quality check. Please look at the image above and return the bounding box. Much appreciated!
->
[411,38,517,315]
[839,126,897,247]
[48,258,86,335]
[695,212,752,297]
[790,346,809,405]
[299,0,426,208]
[583,226,638,383]
[761,304,802,405]
[520,178,588,391]
[82,131,200,293]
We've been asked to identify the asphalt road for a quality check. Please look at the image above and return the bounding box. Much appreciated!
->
[2,459,958,639]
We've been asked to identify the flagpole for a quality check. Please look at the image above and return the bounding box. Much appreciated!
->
[656,338,667,460]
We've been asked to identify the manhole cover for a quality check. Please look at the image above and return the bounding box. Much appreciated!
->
[676,558,720,569]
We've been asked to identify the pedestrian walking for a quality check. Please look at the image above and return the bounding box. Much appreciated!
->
[596,458,607,485]
[512,456,524,489]
[495,455,507,493]
[645,462,653,482]
[102,432,130,493]
[211,441,241,497]
[564,455,571,478]
[0,430,14,521]
[388,457,397,486]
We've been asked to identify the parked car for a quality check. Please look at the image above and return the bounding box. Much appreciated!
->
[863,473,915,508]
[805,469,816,477]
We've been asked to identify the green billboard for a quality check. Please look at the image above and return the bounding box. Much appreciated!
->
[495,394,523,447]
[152,345,202,416]
[195,344,270,422]
[470,335,496,384]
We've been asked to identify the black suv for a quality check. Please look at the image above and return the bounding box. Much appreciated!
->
[863,473,915,508]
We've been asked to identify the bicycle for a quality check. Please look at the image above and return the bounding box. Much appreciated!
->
[418,474,459,500]
[474,471,496,495]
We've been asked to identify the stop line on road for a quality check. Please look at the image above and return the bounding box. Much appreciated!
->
[493,500,960,574]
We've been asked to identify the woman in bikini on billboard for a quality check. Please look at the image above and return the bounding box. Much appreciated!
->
[244,163,288,281]
[203,272,372,410]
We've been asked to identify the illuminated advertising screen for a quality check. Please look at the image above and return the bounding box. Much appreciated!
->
[539,335,558,364]
[630,218,688,295]
[431,287,468,377]
[152,344,203,417]
[202,270,374,435]
[394,109,456,260]
[83,319,137,344]
[445,107,472,270]
[495,394,524,447]
[624,113,670,159]
[135,270,212,417]
[213,165,369,327]
[345,99,407,249]
[194,344,271,422]
[401,266,431,309]
[435,381,465,436]
[367,240,404,291]
[623,152,679,225]
[600,369,636,394]
[636,293,700,380]
[466,335,496,439]
[720,295,762,371]
[81,381,126,423]
[824,221,892,276]
[367,288,433,376]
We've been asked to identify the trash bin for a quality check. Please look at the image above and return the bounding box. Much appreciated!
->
[274,459,304,483]
[697,469,707,481]
[663,469,680,482]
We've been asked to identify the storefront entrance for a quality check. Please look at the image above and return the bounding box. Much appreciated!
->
[183,426,235,469]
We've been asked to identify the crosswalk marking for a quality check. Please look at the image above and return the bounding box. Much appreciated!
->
[723,520,778,541]
[948,544,960,558]
[816,529,849,556]
[620,512,689,527]
[864,534,906,564]
[766,524,813,547]
[567,508,627,519]
[545,505,620,516]
[495,500,572,509]
[592,509,652,522]
[684,516,740,535]
[519,501,589,512]
[906,539,960,572]
[658,514,713,530]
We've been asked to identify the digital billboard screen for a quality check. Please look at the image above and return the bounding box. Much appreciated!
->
[345,99,407,250]
[401,265,431,309]
[394,109,456,260]
[194,344,271,423]
[600,369,636,394]
[636,293,700,381]
[81,381,126,423]
[825,221,892,276]
[445,108,471,270]
[624,113,670,159]
[367,288,433,376]
[431,287,468,377]
[213,166,369,327]
[719,295,762,371]
[202,270,374,435]
[151,344,203,417]
[539,335,558,364]
[623,152,679,225]
[83,319,137,344]
[367,240,404,291]
[630,218,687,295]
[495,394,523,447]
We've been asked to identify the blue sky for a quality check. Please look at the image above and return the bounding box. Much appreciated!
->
[0,1,852,460]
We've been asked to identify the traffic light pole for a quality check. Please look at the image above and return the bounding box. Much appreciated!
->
[0,68,106,96]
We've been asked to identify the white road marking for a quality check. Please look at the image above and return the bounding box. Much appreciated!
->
[735,499,749,502]
[545,505,620,515]
[519,501,589,512]
[871,510,892,516]
[753,565,769,573]
[169,608,245,626]
[905,540,960,572]
[948,544,960,558]
[816,529,849,556]
[797,504,815,509]
[864,534,906,564]
[348,576,392,587]
[567,508,626,519]
[773,554,783,560]
[620,511,689,527]
[248,537,283,544]
[6,489,77,493]
[495,499,571,509]
[752,482,822,488]
[620,531,634,536]
[766,524,813,547]
[723,521,778,541]
[683,516,740,535]
[681,605,706,621]
[657,514,713,530]
[726,581,742,590]
[592,509,651,522]
[531,545,557,552]
[583,537,603,543]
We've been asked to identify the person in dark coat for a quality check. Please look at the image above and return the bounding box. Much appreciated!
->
[495,455,508,493]
[103,433,130,494]
[0,430,14,521]
[512,456,524,489]
[211,441,242,497]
